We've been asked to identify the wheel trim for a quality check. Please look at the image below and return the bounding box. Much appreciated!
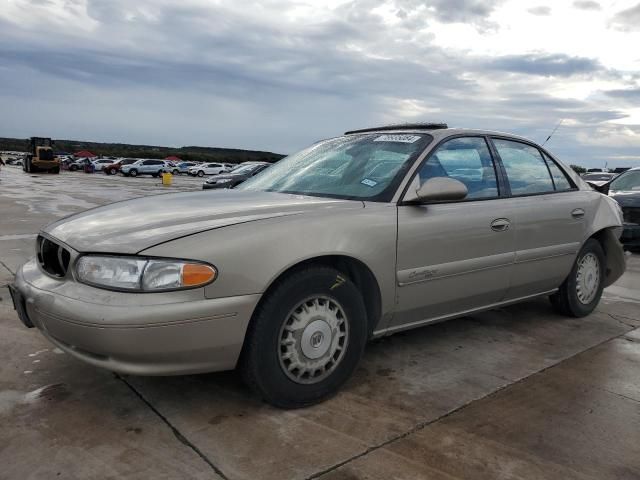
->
[278,296,349,385]
[576,252,600,304]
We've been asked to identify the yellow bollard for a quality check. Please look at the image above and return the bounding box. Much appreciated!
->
[162,172,173,186]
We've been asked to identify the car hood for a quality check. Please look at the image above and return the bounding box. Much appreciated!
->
[43,190,362,254]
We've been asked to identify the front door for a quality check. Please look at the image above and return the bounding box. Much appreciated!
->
[392,136,515,331]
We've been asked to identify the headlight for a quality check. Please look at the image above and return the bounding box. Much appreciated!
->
[75,256,217,292]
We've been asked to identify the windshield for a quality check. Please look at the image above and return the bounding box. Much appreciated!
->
[238,133,432,201]
[610,170,640,191]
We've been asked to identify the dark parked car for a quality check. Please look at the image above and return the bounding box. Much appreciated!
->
[202,162,270,189]
[599,167,640,251]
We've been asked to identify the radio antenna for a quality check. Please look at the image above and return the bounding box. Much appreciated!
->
[542,119,564,146]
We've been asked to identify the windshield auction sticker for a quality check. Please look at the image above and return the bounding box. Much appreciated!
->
[374,134,421,143]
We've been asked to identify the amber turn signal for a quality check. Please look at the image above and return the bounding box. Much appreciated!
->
[182,264,217,287]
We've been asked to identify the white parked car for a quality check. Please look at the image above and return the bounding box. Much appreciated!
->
[92,159,116,171]
[188,162,230,177]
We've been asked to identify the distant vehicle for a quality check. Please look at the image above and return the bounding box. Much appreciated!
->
[103,158,138,175]
[587,168,603,173]
[203,162,270,190]
[597,167,640,251]
[168,162,198,175]
[188,162,230,177]
[611,167,631,174]
[582,172,617,188]
[23,137,59,174]
[6,157,24,166]
[121,159,170,177]
[68,158,93,172]
[92,159,115,172]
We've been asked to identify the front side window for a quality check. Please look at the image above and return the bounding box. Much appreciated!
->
[493,139,554,195]
[610,170,640,192]
[238,133,433,201]
[417,137,499,200]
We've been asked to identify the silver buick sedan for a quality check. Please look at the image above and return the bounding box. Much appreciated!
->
[10,124,625,408]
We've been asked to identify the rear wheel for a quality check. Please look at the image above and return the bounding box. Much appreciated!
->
[550,239,605,317]
[241,266,367,408]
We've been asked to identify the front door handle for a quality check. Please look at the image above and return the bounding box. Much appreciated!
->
[491,218,511,232]
[571,208,585,219]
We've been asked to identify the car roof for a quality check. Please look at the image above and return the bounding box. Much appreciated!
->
[343,124,542,146]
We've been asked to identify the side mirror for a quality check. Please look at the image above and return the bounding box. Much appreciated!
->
[405,177,468,203]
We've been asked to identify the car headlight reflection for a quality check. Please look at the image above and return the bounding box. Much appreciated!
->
[75,256,216,292]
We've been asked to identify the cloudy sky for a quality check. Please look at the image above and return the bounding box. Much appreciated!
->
[1,0,639,166]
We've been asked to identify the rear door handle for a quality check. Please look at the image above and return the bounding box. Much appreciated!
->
[571,208,585,219]
[491,218,511,232]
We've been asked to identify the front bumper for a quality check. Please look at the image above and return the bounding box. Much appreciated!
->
[12,258,261,376]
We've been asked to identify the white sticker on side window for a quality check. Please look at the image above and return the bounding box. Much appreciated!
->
[373,134,421,143]
[361,178,378,187]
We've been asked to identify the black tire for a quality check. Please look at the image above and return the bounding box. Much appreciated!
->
[108,168,117,175]
[51,167,60,174]
[129,169,138,177]
[197,170,204,177]
[550,239,605,317]
[240,266,367,408]
[69,164,77,171]
[172,169,179,175]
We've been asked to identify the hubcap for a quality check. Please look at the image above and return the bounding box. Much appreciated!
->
[576,252,600,304]
[278,296,349,384]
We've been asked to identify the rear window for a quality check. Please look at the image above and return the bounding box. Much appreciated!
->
[494,139,554,195]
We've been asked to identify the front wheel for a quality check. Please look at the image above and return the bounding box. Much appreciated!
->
[172,169,179,175]
[197,170,204,177]
[241,266,367,408]
[550,239,605,317]
[129,169,138,177]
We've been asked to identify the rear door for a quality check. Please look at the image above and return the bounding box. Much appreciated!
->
[393,136,516,330]
[490,137,590,299]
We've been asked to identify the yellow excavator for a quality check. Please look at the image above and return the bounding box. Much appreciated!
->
[23,137,60,174]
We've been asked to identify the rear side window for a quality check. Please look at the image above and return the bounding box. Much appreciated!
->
[418,137,499,200]
[543,153,572,190]
[493,139,554,195]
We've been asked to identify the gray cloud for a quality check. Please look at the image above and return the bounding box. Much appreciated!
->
[610,3,640,31]
[0,0,637,167]
[572,0,601,10]
[487,54,602,77]
[527,6,551,15]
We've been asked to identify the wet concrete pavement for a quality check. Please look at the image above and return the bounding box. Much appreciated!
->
[1,166,639,479]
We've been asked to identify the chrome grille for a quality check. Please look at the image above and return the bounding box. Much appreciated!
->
[36,236,70,277]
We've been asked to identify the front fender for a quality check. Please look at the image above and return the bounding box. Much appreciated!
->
[140,204,399,331]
